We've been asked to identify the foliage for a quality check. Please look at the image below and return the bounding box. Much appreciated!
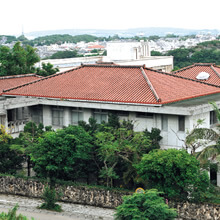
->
[185,102,220,163]
[0,125,12,143]
[11,122,45,176]
[0,42,39,76]
[32,34,99,46]
[39,185,62,212]
[144,128,162,152]
[49,50,80,59]
[165,40,220,70]
[0,204,34,220]
[31,125,93,184]
[0,126,24,174]
[136,149,210,201]
[151,50,163,56]
[115,189,177,220]
[0,142,24,174]
[36,62,59,76]
[95,125,151,187]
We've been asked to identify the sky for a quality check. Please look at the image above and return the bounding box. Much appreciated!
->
[1,0,220,36]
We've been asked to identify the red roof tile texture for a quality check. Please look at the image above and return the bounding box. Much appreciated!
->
[2,65,220,105]
[173,63,220,86]
[0,74,42,95]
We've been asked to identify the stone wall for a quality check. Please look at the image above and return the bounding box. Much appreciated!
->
[169,201,220,220]
[0,176,129,208]
[0,176,219,219]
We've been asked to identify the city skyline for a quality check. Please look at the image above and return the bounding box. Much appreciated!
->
[1,0,220,36]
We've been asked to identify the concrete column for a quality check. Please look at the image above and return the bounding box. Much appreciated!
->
[217,164,220,187]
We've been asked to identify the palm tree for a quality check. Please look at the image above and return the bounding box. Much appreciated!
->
[185,102,220,162]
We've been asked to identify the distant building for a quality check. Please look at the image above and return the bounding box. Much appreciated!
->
[106,41,173,72]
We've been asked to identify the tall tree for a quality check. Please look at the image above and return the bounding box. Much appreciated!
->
[0,42,40,76]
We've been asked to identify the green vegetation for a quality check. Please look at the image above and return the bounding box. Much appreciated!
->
[49,50,80,59]
[31,125,93,185]
[136,149,210,201]
[0,204,34,220]
[0,43,58,76]
[0,125,24,174]
[39,185,62,212]
[0,42,39,75]
[115,189,177,220]
[36,63,59,76]
[165,40,220,70]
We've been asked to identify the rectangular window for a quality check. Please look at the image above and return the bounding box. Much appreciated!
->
[161,115,168,131]
[71,108,83,125]
[94,109,108,124]
[116,111,129,117]
[136,112,154,118]
[32,105,43,124]
[52,107,63,126]
[178,116,185,131]
[210,111,217,125]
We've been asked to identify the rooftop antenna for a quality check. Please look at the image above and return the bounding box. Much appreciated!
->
[22,25,24,36]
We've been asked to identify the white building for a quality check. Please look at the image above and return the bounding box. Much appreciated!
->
[1,63,220,185]
[106,41,173,72]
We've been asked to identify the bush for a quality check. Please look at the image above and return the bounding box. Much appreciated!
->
[115,189,177,220]
[136,149,210,201]
[0,204,34,220]
[39,185,62,212]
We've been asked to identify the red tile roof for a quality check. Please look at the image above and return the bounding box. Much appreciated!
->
[0,74,42,95]
[2,65,220,105]
[173,63,220,86]
[87,45,105,49]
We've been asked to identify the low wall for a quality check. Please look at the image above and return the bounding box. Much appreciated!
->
[0,176,128,208]
[0,176,219,219]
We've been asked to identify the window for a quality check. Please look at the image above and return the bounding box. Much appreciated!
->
[178,116,185,131]
[31,105,43,124]
[161,115,168,131]
[136,112,154,118]
[94,109,108,124]
[116,111,129,117]
[210,111,217,125]
[52,107,63,126]
[71,108,83,125]
[7,108,25,121]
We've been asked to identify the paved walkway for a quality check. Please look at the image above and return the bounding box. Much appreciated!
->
[0,194,115,220]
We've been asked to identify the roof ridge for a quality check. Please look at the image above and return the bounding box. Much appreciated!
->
[173,64,196,74]
[3,66,83,93]
[82,63,144,68]
[0,73,42,80]
[140,67,161,103]
[211,65,220,79]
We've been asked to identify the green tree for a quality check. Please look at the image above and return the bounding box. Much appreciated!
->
[151,50,163,56]
[95,126,150,187]
[144,127,162,152]
[36,62,59,76]
[136,149,210,201]
[115,189,177,220]
[0,42,39,76]
[31,125,93,185]
[49,50,79,59]
[186,102,220,162]
[11,122,45,176]
[0,125,24,174]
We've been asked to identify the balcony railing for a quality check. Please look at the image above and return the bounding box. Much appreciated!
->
[8,119,29,134]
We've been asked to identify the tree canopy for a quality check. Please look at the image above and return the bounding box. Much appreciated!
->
[136,149,210,201]
[0,42,39,75]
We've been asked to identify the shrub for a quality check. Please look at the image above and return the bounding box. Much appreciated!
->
[115,189,177,220]
[136,149,210,201]
[0,204,34,219]
[39,185,62,212]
